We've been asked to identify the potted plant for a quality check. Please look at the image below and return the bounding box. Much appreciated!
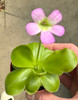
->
[5,8,77,98]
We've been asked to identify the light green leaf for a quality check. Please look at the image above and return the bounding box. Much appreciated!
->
[25,73,41,95]
[27,43,52,75]
[40,48,77,75]
[27,42,53,63]
[32,67,46,76]
[41,73,60,92]
[11,43,52,70]
[11,45,34,68]
[5,69,32,95]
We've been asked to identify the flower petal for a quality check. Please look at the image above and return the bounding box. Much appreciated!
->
[40,31,55,44]
[48,10,62,24]
[26,23,41,35]
[50,25,65,36]
[31,8,46,23]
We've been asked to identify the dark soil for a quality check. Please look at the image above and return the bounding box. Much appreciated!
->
[10,64,15,71]
[38,86,44,91]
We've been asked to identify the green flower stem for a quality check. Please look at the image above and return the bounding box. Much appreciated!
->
[36,39,41,65]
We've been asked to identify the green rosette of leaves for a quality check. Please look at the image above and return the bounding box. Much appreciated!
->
[5,43,77,95]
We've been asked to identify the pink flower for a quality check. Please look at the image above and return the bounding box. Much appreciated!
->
[26,8,65,44]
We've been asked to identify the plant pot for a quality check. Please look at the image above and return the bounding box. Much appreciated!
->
[10,63,15,72]
[10,63,45,93]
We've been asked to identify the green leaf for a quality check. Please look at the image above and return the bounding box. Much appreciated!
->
[32,67,46,76]
[27,42,53,63]
[41,73,60,92]
[40,48,77,75]
[11,45,34,68]
[5,69,32,95]
[11,43,52,75]
[12,64,20,70]
[27,43,52,75]
[25,73,41,95]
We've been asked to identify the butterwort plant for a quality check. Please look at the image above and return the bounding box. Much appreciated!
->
[5,8,77,96]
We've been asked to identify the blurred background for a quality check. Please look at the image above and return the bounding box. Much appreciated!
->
[0,0,78,99]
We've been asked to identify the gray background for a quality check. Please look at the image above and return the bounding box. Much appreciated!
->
[0,0,78,99]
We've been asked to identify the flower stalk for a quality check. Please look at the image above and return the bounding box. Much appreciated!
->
[36,38,41,64]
